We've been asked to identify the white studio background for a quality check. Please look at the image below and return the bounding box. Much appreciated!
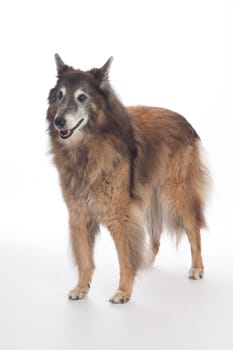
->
[0,1,232,350]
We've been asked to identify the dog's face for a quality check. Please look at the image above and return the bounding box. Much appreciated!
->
[47,54,113,141]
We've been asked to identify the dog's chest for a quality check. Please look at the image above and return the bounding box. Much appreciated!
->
[61,145,117,194]
[86,171,120,219]
[57,141,129,218]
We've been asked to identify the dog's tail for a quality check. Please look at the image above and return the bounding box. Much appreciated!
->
[145,190,163,265]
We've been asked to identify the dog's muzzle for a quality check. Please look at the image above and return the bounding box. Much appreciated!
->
[54,118,84,139]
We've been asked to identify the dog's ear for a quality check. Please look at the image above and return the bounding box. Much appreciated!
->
[91,57,113,89]
[54,53,71,75]
[99,57,113,87]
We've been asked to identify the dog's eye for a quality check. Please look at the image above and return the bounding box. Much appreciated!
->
[77,94,87,102]
[57,90,63,101]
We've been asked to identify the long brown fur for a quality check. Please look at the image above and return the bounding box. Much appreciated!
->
[47,55,209,304]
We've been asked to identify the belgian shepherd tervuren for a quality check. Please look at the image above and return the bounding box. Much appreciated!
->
[47,54,209,303]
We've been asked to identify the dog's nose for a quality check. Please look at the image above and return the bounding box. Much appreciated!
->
[54,117,66,129]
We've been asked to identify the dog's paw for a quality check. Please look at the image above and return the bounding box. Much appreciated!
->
[109,290,131,304]
[189,268,204,280]
[68,284,90,301]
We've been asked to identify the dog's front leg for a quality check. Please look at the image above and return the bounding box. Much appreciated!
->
[68,211,98,300]
[107,216,145,304]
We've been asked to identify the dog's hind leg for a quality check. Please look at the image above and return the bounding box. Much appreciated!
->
[186,226,204,279]
[161,143,208,279]
[173,195,205,279]
[163,188,205,279]
[180,191,206,279]
[163,181,206,279]
[106,209,145,304]
[68,210,99,300]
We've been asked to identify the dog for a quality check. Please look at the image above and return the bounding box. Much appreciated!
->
[47,54,209,304]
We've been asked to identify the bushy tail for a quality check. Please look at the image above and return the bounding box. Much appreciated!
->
[145,190,163,264]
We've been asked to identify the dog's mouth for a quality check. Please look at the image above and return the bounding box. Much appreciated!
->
[59,118,84,139]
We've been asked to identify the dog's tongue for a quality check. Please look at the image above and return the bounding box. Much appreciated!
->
[60,129,72,139]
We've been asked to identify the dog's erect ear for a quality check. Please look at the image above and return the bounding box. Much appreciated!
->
[54,53,71,75]
[91,57,113,89]
[99,56,113,86]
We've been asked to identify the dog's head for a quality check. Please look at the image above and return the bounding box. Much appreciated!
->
[47,54,113,141]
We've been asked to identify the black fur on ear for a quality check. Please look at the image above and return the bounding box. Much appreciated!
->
[54,53,72,75]
[90,57,113,89]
